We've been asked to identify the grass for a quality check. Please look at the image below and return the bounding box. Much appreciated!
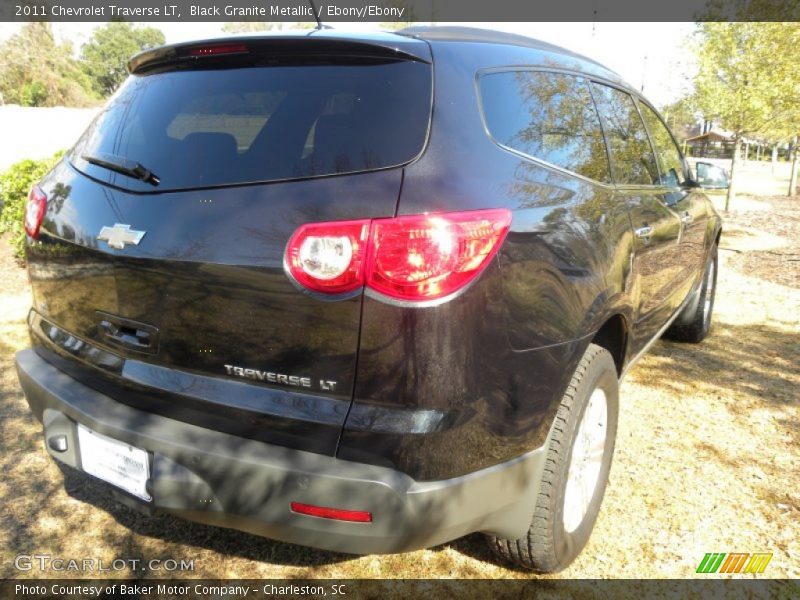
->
[0,188,797,582]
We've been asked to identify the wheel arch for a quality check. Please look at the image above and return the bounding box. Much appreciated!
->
[588,313,630,376]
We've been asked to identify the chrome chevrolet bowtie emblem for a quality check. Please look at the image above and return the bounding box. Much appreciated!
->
[97,223,146,250]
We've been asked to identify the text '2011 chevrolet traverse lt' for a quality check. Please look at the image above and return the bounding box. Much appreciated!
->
[15,27,721,572]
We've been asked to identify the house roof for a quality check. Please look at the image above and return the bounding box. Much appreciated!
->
[685,130,734,143]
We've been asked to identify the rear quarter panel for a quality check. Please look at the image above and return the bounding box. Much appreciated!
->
[338,41,636,480]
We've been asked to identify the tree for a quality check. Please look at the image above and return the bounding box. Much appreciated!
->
[763,113,800,197]
[790,137,799,197]
[81,22,165,97]
[659,97,699,144]
[692,22,800,210]
[0,23,97,107]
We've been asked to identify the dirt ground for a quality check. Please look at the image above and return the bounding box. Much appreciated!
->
[0,192,797,582]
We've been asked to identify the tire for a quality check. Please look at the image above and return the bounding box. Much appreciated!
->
[487,343,619,572]
[665,246,718,343]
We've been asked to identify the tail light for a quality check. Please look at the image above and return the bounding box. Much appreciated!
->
[285,219,370,295]
[284,208,511,304]
[367,209,512,302]
[24,186,47,239]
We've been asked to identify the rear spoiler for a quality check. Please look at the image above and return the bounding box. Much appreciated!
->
[128,35,432,74]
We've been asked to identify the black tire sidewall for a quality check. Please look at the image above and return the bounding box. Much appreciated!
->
[700,249,719,336]
[551,355,619,567]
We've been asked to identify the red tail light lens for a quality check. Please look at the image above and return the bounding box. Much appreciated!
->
[290,502,372,523]
[285,219,371,294]
[284,209,511,303]
[188,44,249,57]
[24,185,47,239]
[367,209,512,302]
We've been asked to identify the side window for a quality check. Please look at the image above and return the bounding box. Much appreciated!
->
[591,83,659,185]
[479,70,611,183]
[637,101,688,188]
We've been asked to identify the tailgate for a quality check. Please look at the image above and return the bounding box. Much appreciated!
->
[25,38,432,456]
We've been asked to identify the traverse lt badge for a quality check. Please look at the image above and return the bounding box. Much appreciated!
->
[97,223,146,250]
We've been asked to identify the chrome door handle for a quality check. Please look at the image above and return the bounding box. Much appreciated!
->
[681,213,693,224]
[635,226,653,238]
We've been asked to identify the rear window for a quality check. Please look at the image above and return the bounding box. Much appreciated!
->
[71,59,431,192]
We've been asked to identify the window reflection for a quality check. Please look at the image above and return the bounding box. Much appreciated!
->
[637,101,688,188]
[480,71,611,183]
[591,83,659,185]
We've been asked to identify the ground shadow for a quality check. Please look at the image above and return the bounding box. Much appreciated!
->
[640,321,798,406]
[55,462,357,569]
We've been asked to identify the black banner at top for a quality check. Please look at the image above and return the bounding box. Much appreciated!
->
[2,0,800,22]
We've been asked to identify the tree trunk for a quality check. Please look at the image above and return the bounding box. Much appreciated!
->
[772,144,778,175]
[789,136,799,197]
[725,138,742,213]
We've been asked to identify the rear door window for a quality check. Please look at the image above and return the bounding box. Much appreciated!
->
[636,100,688,188]
[479,70,611,183]
[72,59,432,192]
[591,83,659,186]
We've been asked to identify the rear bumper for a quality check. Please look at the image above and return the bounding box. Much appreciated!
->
[16,348,545,554]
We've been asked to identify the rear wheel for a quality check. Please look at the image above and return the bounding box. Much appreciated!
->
[487,343,619,572]
[665,246,718,343]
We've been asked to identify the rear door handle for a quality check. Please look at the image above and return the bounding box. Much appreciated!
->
[635,226,653,238]
[96,311,159,354]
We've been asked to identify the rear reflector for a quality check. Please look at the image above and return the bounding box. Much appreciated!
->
[25,185,47,239]
[290,502,373,523]
[284,208,512,303]
[188,44,249,57]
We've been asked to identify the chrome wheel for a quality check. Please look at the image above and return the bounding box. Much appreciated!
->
[563,388,608,533]
[702,260,715,327]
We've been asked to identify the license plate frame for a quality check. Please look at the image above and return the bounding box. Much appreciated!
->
[76,425,151,502]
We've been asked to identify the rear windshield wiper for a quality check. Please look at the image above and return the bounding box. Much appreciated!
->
[81,152,160,186]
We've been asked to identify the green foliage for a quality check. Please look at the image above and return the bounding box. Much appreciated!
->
[660,97,699,141]
[0,23,97,107]
[692,23,798,139]
[80,22,165,97]
[691,22,800,208]
[0,152,63,260]
[701,0,800,21]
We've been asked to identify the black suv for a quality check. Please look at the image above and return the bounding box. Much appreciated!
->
[16,27,721,572]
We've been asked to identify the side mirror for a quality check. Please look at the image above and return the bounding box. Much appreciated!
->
[695,161,730,190]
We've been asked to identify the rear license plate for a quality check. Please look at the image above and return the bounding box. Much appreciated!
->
[76,425,151,502]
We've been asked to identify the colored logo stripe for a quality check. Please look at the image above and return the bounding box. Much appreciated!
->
[697,553,726,573]
[720,553,748,573]
[697,553,772,574]
[744,553,772,574]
